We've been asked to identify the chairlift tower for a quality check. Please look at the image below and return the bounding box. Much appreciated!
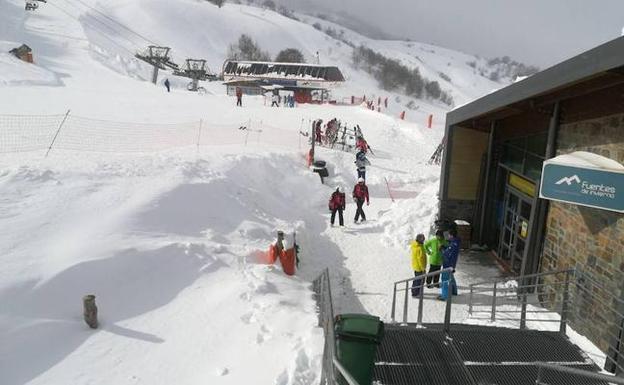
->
[173,59,216,92]
[135,46,178,85]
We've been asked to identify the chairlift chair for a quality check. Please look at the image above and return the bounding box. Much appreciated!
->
[25,0,39,10]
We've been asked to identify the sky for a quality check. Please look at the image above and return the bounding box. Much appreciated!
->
[288,0,624,68]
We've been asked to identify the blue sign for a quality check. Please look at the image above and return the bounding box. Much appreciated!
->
[540,162,624,213]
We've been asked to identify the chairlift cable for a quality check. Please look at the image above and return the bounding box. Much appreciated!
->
[46,1,138,57]
[64,0,160,47]
[57,0,146,51]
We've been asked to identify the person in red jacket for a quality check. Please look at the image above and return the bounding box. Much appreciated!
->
[315,120,323,144]
[235,87,243,107]
[352,177,369,223]
[329,186,346,227]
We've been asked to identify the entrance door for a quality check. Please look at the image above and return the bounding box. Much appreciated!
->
[498,188,533,272]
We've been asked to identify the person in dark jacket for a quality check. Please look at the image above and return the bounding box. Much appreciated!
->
[164,78,171,93]
[438,229,460,301]
[355,149,370,180]
[236,87,243,106]
[315,120,323,144]
[352,178,369,223]
[329,186,346,227]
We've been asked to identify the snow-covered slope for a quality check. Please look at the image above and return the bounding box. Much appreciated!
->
[0,1,516,384]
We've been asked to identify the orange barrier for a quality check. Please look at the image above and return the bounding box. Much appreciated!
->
[265,244,278,264]
[280,248,297,276]
[261,244,297,276]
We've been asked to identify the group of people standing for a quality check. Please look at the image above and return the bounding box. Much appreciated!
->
[328,178,370,227]
[409,229,460,301]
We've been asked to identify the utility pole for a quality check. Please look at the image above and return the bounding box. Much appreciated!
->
[135,46,178,84]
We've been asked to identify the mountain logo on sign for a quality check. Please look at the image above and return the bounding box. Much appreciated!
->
[555,175,581,185]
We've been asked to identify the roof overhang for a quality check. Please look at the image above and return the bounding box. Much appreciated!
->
[447,36,624,128]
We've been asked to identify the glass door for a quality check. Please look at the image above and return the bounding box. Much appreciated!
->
[498,187,533,272]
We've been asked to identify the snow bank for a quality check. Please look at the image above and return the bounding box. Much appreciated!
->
[0,150,326,385]
[378,177,440,248]
[0,52,61,86]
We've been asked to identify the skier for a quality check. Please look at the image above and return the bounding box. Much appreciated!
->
[315,120,323,144]
[328,186,346,227]
[356,136,369,153]
[271,92,280,107]
[164,78,171,93]
[409,234,427,297]
[438,229,460,301]
[236,87,243,106]
[355,149,370,180]
[352,177,369,223]
[424,230,447,288]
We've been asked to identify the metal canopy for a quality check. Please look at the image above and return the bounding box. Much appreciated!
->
[447,36,624,128]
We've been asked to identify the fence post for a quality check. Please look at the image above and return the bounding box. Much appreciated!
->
[402,281,409,324]
[417,276,425,326]
[491,282,498,322]
[520,288,528,329]
[45,109,70,158]
[468,285,474,316]
[444,272,453,333]
[391,283,397,323]
[196,119,203,153]
[560,270,571,334]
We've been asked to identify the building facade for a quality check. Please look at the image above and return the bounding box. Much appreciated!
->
[439,37,624,365]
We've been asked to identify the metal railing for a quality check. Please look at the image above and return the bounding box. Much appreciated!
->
[468,268,624,375]
[535,363,624,385]
[468,269,574,331]
[390,268,455,331]
[313,268,337,385]
[313,268,362,385]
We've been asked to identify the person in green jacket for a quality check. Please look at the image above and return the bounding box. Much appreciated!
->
[409,234,427,297]
[424,230,447,288]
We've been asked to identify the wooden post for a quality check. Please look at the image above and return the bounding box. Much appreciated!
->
[83,294,98,329]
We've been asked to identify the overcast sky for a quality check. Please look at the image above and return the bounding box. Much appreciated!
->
[289,0,624,68]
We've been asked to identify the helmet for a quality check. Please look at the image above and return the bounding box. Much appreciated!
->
[358,177,365,183]
[336,186,343,193]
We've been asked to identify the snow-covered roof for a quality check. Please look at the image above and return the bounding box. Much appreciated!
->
[546,151,624,171]
[222,60,345,82]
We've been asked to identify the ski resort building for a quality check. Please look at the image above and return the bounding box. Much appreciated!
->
[439,36,624,365]
[221,60,345,103]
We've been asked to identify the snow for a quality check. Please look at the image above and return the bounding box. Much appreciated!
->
[0,0,610,383]
[547,150,624,170]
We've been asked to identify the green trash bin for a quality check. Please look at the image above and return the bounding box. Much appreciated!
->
[334,313,384,385]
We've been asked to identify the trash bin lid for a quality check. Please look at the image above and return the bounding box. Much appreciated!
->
[335,314,384,341]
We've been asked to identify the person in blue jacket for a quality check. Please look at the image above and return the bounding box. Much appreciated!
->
[438,228,460,301]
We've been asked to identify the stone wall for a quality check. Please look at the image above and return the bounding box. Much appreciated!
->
[541,112,624,357]
[439,199,474,223]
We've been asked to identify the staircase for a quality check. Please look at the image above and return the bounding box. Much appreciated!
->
[313,268,624,385]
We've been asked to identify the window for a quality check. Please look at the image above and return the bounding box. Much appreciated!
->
[500,132,547,181]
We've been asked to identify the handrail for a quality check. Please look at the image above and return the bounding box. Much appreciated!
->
[535,363,624,385]
[469,268,574,288]
[332,358,362,385]
[390,268,455,329]
[392,267,454,285]
[313,268,337,385]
